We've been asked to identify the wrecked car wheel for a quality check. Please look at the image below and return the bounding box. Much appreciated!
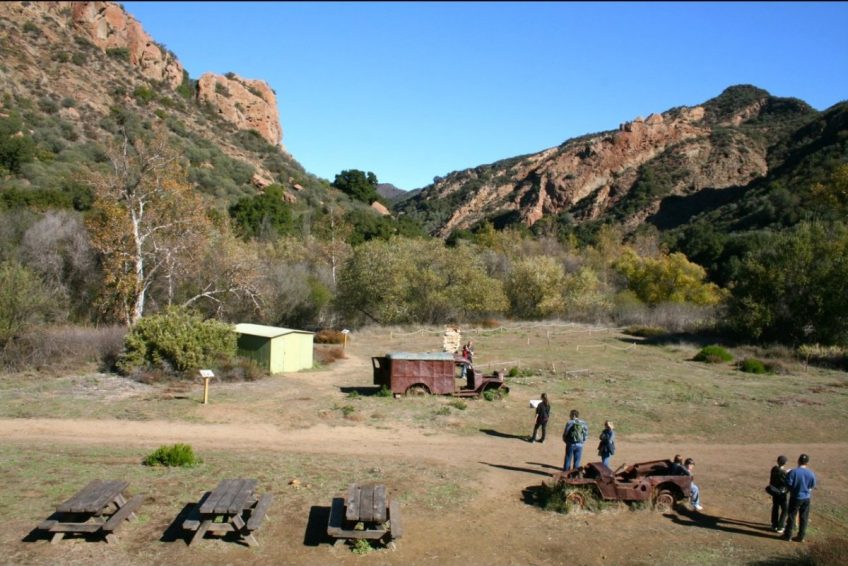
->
[565,490,587,510]
[405,385,429,397]
[654,490,675,512]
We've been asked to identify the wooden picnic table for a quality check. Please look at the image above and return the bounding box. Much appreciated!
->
[327,483,403,547]
[183,478,273,547]
[36,480,143,544]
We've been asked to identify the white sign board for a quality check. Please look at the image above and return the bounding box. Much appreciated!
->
[529,399,542,409]
[199,369,215,378]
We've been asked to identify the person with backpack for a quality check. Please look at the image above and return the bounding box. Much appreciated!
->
[783,453,816,542]
[562,409,589,471]
[768,455,790,533]
[529,393,550,443]
[597,420,615,468]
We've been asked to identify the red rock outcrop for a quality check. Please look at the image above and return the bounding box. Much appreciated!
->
[196,73,283,147]
[422,102,766,238]
[69,2,184,88]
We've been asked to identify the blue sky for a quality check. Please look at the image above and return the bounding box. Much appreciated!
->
[122,2,848,190]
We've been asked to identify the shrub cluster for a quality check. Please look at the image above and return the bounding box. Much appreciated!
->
[117,307,236,375]
[142,443,200,467]
[694,344,734,363]
[738,358,768,374]
[314,329,346,344]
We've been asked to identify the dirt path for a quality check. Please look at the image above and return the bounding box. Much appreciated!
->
[3,416,847,565]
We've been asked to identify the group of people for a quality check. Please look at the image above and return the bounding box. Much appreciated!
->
[528,395,822,533]
[528,397,615,469]
[768,453,817,542]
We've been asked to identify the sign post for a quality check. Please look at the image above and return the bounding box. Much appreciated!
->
[341,329,350,350]
[200,369,215,404]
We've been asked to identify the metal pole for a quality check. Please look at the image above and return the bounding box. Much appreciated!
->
[203,378,210,404]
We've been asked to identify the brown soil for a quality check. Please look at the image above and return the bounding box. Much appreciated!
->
[1,352,845,565]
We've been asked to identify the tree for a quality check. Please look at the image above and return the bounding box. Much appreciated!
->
[727,222,848,345]
[0,114,38,175]
[86,128,210,325]
[0,260,56,344]
[332,169,380,204]
[614,248,725,307]
[336,238,507,325]
[228,184,294,241]
[504,256,566,319]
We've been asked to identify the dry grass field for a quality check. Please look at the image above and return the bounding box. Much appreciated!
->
[1,322,846,565]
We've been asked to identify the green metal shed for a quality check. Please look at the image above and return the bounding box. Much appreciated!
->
[234,323,314,374]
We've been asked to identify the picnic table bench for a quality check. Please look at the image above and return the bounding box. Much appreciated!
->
[183,479,272,547]
[327,483,403,547]
[36,480,143,544]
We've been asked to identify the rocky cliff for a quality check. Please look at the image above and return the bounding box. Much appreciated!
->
[0,1,284,148]
[399,86,816,238]
[197,73,283,147]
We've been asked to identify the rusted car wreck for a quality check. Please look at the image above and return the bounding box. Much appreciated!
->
[372,351,508,397]
[549,459,692,511]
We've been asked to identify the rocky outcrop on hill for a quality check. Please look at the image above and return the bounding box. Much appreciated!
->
[69,1,184,88]
[399,86,815,237]
[197,73,283,147]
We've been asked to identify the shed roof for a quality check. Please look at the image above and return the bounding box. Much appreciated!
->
[386,351,456,361]
[234,323,315,339]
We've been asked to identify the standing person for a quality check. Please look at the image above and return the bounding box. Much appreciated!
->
[769,455,790,533]
[529,393,550,443]
[684,458,703,511]
[464,340,474,364]
[597,420,615,468]
[783,454,816,542]
[562,409,589,471]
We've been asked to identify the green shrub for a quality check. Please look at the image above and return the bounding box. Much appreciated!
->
[351,538,373,555]
[535,483,606,514]
[133,85,156,105]
[71,52,86,66]
[117,307,237,375]
[346,390,360,400]
[482,388,506,401]
[739,358,768,374]
[376,386,393,397]
[694,344,733,363]
[338,404,355,417]
[507,366,535,378]
[106,47,131,61]
[449,399,467,410]
[434,406,451,416]
[143,443,200,467]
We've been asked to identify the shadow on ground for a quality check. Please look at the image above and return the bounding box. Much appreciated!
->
[303,506,334,547]
[479,428,528,441]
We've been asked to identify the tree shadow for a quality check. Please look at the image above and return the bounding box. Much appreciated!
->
[479,428,529,441]
[303,505,334,547]
[339,386,385,397]
[667,507,780,540]
[479,461,554,478]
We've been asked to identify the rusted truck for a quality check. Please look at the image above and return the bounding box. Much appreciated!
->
[549,459,692,511]
[372,351,508,397]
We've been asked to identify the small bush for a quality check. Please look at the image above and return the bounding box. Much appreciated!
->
[483,388,506,401]
[337,404,355,418]
[133,85,155,105]
[71,52,86,66]
[694,344,733,363]
[535,483,605,514]
[143,443,200,467]
[213,355,265,382]
[314,346,345,366]
[434,406,451,416]
[449,399,467,410]
[507,366,535,378]
[106,47,130,61]
[351,538,373,555]
[739,358,767,374]
[315,329,346,344]
[376,386,393,397]
[346,390,360,400]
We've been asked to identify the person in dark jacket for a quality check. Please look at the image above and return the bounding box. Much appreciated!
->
[597,420,615,467]
[769,455,789,533]
[529,393,550,443]
[783,453,817,542]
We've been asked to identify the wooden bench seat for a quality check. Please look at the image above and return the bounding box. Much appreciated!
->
[246,493,273,531]
[102,495,143,532]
